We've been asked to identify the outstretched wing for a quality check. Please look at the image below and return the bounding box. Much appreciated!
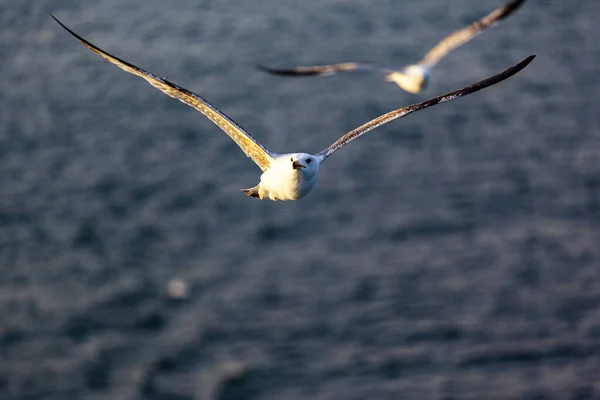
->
[317,55,534,159]
[257,62,393,77]
[52,15,276,172]
[420,0,527,67]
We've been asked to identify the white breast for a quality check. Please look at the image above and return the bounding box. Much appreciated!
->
[258,160,318,201]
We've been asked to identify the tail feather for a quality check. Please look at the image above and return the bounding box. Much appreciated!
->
[240,185,260,198]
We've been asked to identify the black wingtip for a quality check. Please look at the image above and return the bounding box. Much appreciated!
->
[256,64,273,73]
[49,13,63,27]
[255,64,322,77]
[514,54,536,72]
[49,13,79,38]
[494,55,535,82]
[494,0,528,22]
[49,13,61,26]
[476,54,535,90]
[255,64,290,75]
[504,0,528,13]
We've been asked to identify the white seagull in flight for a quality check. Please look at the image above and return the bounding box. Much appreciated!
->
[257,0,528,94]
[51,15,534,201]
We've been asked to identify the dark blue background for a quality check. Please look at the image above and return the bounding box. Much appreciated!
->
[1,0,599,399]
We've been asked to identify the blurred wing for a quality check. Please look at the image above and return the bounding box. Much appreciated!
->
[52,15,276,171]
[257,62,392,77]
[317,55,534,159]
[420,0,527,67]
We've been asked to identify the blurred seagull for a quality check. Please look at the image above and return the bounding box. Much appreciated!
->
[51,15,534,201]
[257,0,527,94]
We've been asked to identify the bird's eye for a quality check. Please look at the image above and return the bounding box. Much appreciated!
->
[306,158,312,164]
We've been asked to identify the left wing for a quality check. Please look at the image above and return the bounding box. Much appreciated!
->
[420,0,528,67]
[316,55,535,159]
[256,62,392,77]
[51,15,276,171]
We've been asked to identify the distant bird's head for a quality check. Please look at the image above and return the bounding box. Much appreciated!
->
[385,65,431,94]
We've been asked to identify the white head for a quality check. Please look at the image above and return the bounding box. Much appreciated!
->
[288,153,321,178]
[385,65,431,94]
[261,152,322,200]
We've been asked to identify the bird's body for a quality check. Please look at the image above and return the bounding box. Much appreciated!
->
[258,0,528,94]
[243,153,321,200]
[51,15,534,201]
[384,65,432,94]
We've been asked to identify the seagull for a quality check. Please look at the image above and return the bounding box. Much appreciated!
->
[257,0,528,94]
[51,15,534,201]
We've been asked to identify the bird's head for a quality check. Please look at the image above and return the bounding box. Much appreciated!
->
[386,65,431,93]
[289,153,320,177]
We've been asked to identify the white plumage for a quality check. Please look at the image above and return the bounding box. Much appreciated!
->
[258,0,528,94]
[51,15,534,201]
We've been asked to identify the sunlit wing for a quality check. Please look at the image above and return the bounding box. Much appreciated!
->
[257,62,392,77]
[420,0,528,67]
[317,55,534,159]
[52,14,276,171]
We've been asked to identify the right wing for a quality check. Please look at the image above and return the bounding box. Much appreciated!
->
[317,55,535,159]
[52,15,276,172]
[420,0,528,67]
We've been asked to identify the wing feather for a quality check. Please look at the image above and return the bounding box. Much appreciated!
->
[52,15,276,171]
[257,62,392,77]
[420,0,527,67]
[317,55,535,159]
